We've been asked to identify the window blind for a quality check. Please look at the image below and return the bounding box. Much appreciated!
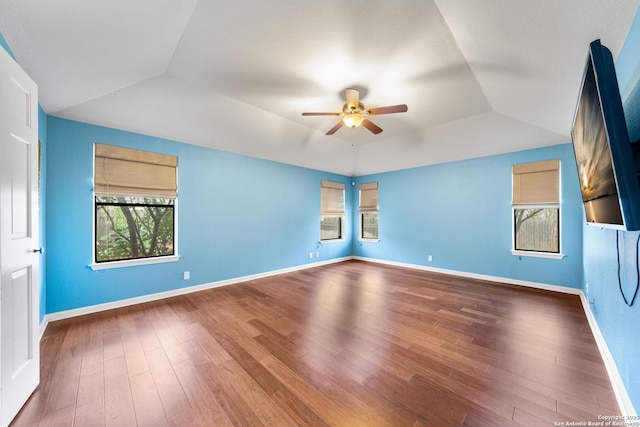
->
[321,180,345,217]
[94,144,178,198]
[359,182,378,212]
[512,159,559,205]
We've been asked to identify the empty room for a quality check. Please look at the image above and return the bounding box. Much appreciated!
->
[1,1,640,426]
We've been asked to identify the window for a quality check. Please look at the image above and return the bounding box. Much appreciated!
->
[94,144,178,264]
[359,182,378,240]
[512,159,561,257]
[320,180,345,241]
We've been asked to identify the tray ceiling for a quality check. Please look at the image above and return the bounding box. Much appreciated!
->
[1,0,638,175]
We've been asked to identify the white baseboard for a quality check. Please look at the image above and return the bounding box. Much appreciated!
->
[578,292,637,416]
[39,254,635,416]
[42,257,350,325]
[352,256,582,294]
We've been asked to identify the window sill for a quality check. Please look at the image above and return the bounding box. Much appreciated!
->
[511,250,564,260]
[319,239,345,245]
[90,255,180,270]
[360,238,380,243]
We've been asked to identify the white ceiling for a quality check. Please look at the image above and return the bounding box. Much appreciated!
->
[1,0,638,176]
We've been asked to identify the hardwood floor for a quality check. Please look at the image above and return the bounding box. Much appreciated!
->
[12,260,619,426]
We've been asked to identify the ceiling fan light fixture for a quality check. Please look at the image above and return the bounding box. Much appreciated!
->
[302,88,407,135]
[343,113,364,128]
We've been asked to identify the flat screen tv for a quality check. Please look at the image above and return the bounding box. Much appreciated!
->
[571,39,640,230]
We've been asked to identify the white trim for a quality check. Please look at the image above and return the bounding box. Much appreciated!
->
[89,255,180,270]
[39,318,48,340]
[511,250,565,260]
[353,256,581,294]
[359,239,380,243]
[318,238,345,244]
[46,257,351,322]
[578,292,637,416]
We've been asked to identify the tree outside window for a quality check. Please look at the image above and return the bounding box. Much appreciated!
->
[514,207,559,253]
[96,196,174,262]
[94,144,177,264]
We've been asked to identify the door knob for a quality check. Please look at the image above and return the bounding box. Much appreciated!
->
[33,247,43,254]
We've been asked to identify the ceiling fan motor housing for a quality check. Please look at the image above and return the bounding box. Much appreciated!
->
[343,102,366,114]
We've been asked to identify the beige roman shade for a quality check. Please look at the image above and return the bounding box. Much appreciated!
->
[94,143,178,198]
[512,159,559,205]
[321,180,345,217]
[359,182,378,212]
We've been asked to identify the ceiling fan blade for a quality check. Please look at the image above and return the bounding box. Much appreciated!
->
[345,88,360,110]
[326,121,345,135]
[361,119,383,134]
[367,104,408,115]
[302,112,340,116]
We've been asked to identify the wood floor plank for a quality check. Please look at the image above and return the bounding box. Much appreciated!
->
[196,361,266,426]
[12,260,621,426]
[74,397,105,427]
[216,359,299,427]
[103,356,137,427]
[129,371,168,427]
[166,409,200,427]
[41,352,82,415]
[76,351,105,410]
[171,359,234,426]
[37,404,75,427]
[148,363,191,420]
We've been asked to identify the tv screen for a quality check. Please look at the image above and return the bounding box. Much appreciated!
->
[571,39,640,230]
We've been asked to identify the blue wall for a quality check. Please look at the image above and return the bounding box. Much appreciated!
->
[353,144,584,288]
[582,9,640,413]
[45,118,585,317]
[45,117,352,313]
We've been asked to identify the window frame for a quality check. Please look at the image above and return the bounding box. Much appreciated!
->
[359,211,379,242]
[320,180,346,243]
[90,144,179,270]
[511,205,563,259]
[359,182,379,242]
[511,159,564,260]
[91,198,180,270]
[320,215,344,242]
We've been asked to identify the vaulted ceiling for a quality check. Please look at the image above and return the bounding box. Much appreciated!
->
[1,1,638,176]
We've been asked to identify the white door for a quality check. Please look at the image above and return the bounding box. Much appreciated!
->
[0,47,40,427]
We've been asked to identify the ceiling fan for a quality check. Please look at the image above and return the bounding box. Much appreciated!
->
[302,88,408,135]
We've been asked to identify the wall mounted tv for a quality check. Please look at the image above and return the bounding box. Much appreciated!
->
[571,39,640,231]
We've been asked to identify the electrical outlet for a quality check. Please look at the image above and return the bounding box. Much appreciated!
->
[183,271,190,280]
[316,252,320,258]
[428,255,433,262]
[309,252,313,259]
